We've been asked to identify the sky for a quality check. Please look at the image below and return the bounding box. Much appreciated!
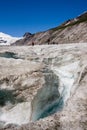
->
[0,0,87,37]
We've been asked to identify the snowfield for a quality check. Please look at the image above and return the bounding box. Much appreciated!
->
[0,32,21,45]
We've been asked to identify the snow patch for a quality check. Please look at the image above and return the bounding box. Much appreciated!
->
[0,102,31,125]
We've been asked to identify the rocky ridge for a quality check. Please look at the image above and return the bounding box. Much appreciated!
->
[14,12,87,45]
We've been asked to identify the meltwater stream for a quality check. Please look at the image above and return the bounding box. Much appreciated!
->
[31,69,64,121]
[31,62,77,121]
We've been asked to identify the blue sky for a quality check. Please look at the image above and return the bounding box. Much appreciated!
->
[0,0,87,36]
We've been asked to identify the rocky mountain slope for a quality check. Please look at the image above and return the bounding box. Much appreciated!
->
[0,43,87,130]
[0,32,21,45]
[13,12,87,45]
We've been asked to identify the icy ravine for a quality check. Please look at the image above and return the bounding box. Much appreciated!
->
[0,32,21,45]
[31,60,80,121]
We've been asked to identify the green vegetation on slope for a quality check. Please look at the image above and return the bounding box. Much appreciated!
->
[51,13,87,31]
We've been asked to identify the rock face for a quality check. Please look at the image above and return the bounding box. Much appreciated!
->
[23,32,32,38]
[13,12,87,45]
[0,43,87,130]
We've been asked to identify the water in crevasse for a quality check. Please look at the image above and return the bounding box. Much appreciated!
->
[0,52,18,59]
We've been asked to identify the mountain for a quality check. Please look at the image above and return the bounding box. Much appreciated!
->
[0,12,87,46]
[13,11,87,45]
[0,32,21,45]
